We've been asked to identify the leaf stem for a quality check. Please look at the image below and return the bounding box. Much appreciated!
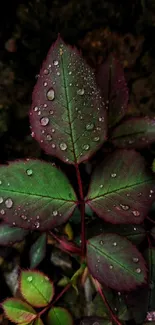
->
[75,163,86,258]
[94,279,122,325]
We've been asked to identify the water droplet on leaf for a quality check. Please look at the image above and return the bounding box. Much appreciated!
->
[109,265,113,269]
[86,123,94,131]
[5,198,13,208]
[53,60,59,66]
[46,134,52,141]
[132,210,140,217]
[120,204,130,211]
[77,88,84,95]
[40,117,49,126]
[0,197,3,204]
[59,142,67,151]
[1,209,5,215]
[47,88,55,101]
[111,173,117,178]
[53,210,58,216]
[26,169,33,176]
[27,276,33,282]
[93,136,100,142]
[113,242,117,246]
[136,268,141,273]
[83,144,90,151]
[133,257,139,263]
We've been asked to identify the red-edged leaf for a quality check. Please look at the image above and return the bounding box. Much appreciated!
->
[96,54,128,127]
[20,270,54,307]
[0,159,77,230]
[2,298,36,324]
[86,150,155,224]
[87,233,147,291]
[111,117,155,148]
[0,223,28,245]
[30,36,107,164]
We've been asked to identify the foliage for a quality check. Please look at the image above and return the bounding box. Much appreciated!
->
[1,36,155,325]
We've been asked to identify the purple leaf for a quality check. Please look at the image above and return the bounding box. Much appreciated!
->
[86,150,155,224]
[87,233,147,291]
[111,117,155,148]
[30,36,107,164]
[96,54,128,127]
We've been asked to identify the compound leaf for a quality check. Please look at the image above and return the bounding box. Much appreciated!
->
[30,36,107,165]
[29,233,47,268]
[86,150,155,224]
[87,233,147,291]
[0,159,77,230]
[47,307,73,325]
[111,117,155,148]
[20,270,54,307]
[0,223,28,245]
[96,54,128,127]
[2,298,36,324]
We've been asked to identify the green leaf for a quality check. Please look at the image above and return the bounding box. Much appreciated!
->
[86,150,155,224]
[47,307,73,325]
[30,36,107,165]
[33,318,44,325]
[2,298,36,324]
[20,270,54,307]
[0,159,77,230]
[0,223,28,245]
[96,54,128,127]
[111,117,155,149]
[29,234,46,268]
[87,233,147,291]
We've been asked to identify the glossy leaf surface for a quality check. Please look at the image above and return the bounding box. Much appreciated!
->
[87,233,147,291]
[47,307,73,325]
[0,223,28,245]
[0,160,77,230]
[30,36,107,164]
[2,298,36,324]
[111,117,155,148]
[29,233,46,268]
[20,270,54,307]
[86,150,155,224]
[96,54,128,127]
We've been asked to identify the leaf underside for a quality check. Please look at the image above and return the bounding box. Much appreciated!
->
[30,36,107,164]
[111,117,155,148]
[0,159,77,230]
[86,150,155,224]
[87,233,147,291]
[96,54,128,127]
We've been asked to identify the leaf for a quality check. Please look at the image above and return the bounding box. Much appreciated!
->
[0,159,77,230]
[30,36,107,165]
[20,270,54,307]
[2,298,36,324]
[86,150,155,224]
[33,318,44,325]
[111,117,155,148]
[87,233,147,291]
[76,317,112,325]
[96,54,128,127]
[126,286,149,323]
[0,223,28,245]
[29,233,46,268]
[47,307,73,325]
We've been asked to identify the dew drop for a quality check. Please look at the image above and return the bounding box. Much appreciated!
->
[26,169,33,176]
[132,210,140,217]
[99,117,104,122]
[43,81,47,87]
[69,71,72,75]
[46,134,52,141]
[100,240,104,245]
[100,184,103,188]
[134,227,137,231]
[86,123,94,131]
[34,106,38,112]
[47,88,55,101]
[57,72,60,76]
[40,117,49,126]
[111,173,117,178]
[27,276,33,282]
[150,189,154,194]
[0,209,5,215]
[53,60,59,66]
[93,136,100,142]
[83,144,90,151]
[133,257,139,263]
[136,268,141,273]
[53,210,58,216]
[109,265,113,269]
[0,197,3,204]
[51,128,55,133]
[21,215,27,220]
[0,181,2,185]
[120,204,130,211]
[77,88,84,95]
[59,142,67,151]
[34,221,40,229]
[5,198,13,208]
[52,144,56,148]
[113,242,117,246]
[43,69,49,75]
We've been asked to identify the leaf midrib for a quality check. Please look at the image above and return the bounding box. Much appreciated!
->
[89,243,142,280]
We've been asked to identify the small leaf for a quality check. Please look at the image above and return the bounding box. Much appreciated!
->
[86,150,155,224]
[33,318,44,325]
[87,233,147,291]
[2,298,36,324]
[29,233,47,268]
[96,54,128,127]
[0,223,28,245]
[0,159,77,230]
[20,270,54,307]
[30,36,107,165]
[76,317,112,325]
[111,117,155,148]
[47,307,73,325]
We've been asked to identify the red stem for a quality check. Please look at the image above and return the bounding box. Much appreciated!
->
[95,280,122,325]
[75,163,85,258]
[38,283,71,317]
[147,216,155,225]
